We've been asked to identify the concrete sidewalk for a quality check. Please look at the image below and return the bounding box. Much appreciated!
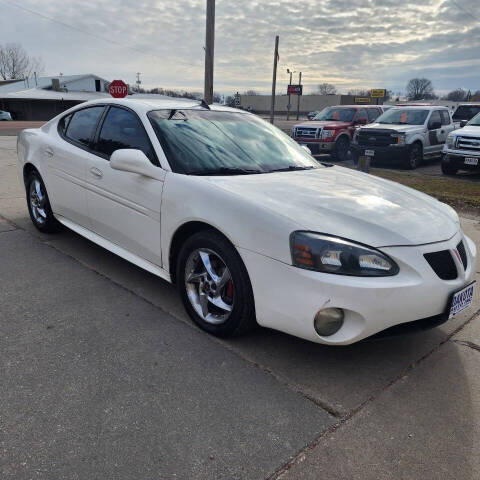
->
[1,135,479,479]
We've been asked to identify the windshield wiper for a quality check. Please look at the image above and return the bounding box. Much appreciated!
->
[268,165,315,173]
[188,166,263,176]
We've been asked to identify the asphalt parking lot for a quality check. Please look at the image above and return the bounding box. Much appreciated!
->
[1,134,480,479]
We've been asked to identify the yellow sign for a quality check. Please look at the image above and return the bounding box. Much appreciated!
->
[370,89,386,98]
[354,97,370,104]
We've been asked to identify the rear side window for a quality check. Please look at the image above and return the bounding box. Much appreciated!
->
[95,107,156,163]
[58,113,72,136]
[65,107,104,147]
[355,109,367,121]
[440,110,451,125]
[428,111,442,128]
[367,108,380,122]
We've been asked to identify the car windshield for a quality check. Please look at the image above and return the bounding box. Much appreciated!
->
[148,110,319,175]
[453,105,480,121]
[313,108,355,122]
[375,108,429,125]
[468,112,480,126]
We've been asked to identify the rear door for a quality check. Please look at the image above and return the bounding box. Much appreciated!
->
[46,105,105,226]
[85,105,165,266]
[426,110,443,155]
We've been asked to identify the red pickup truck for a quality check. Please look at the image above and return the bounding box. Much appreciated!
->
[292,105,384,161]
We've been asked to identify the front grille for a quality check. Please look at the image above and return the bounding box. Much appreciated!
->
[358,129,396,147]
[295,127,318,139]
[424,250,457,280]
[456,136,480,151]
[457,240,468,270]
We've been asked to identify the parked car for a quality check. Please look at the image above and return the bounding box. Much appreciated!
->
[307,111,320,120]
[0,109,12,121]
[351,106,456,169]
[292,105,383,161]
[17,99,476,345]
[442,111,480,175]
[452,103,480,127]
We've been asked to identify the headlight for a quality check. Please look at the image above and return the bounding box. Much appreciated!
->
[446,134,455,148]
[391,133,406,146]
[321,129,336,139]
[290,232,399,276]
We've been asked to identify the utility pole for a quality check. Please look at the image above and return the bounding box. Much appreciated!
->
[34,71,37,87]
[286,68,294,120]
[296,72,302,120]
[204,0,215,104]
[136,72,142,92]
[269,35,279,124]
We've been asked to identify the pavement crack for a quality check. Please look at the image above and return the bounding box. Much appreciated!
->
[453,340,480,353]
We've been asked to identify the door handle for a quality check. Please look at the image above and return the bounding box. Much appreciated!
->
[89,166,103,179]
[45,147,54,157]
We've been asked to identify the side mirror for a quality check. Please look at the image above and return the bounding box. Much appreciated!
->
[110,149,163,180]
[460,120,468,128]
[356,117,367,125]
[428,120,441,130]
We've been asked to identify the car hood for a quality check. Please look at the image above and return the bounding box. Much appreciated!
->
[455,125,480,136]
[295,120,351,129]
[364,123,424,133]
[206,167,458,247]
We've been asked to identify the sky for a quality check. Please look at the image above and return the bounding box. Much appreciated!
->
[1,0,479,96]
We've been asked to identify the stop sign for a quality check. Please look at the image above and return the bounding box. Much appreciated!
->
[109,80,128,98]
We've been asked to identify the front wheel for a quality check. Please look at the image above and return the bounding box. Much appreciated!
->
[406,143,422,169]
[26,171,61,233]
[441,160,458,175]
[331,136,350,162]
[177,231,256,337]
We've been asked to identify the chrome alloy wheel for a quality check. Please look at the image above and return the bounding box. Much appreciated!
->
[184,248,234,325]
[29,179,47,225]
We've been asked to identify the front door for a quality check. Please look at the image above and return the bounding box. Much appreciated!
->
[85,106,165,266]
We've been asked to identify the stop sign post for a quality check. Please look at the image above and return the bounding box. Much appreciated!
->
[109,80,128,98]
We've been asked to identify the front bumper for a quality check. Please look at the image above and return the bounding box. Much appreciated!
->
[239,231,477,345]
[293,138,334,154]
[443,149,480,171]
[351,143,409,163]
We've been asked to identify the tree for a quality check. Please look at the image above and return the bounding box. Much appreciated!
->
[444,88,467,102]
[347,88,370,97]
[0,43,44,80]
[244,90,259,96]
[315,83,337,95]
[472,90,480,102]
[406,78,435,101]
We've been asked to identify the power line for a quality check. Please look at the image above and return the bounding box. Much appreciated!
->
[0,0,196,67]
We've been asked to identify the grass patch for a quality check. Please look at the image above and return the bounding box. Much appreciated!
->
[371,169,480,213]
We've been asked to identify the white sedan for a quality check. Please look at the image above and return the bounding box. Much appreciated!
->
[17,98,477,345]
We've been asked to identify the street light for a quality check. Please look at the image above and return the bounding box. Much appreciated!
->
[287,68,295,120]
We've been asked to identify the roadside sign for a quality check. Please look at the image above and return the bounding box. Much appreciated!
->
[354,97,370,104]
[287,84,303,95]
[109,80,128,98]
[234,92,241,107]
[370,89,386,98]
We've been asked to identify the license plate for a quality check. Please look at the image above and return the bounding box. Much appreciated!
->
[448,282,475,319]
[364,150,375,157]
[464,157,479,166]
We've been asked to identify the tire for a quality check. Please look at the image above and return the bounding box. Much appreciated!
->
[441,161,458,175]
[331,136,350,162]
[26,171,61,233]
[406,143,422,170]
[176,230,256,337]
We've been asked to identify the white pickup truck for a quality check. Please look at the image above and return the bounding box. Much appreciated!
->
[441,112,480,175]
[351,105,456,169]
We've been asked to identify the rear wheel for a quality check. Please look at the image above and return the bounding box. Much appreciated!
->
[177,230,256,337]
[406,143,422,169]
[331,136,350,161]
[26,171,61,233]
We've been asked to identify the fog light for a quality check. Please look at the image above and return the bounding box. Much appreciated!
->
[314,308,344,336]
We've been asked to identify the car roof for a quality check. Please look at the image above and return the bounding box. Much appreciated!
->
[329,105,379,109]
[390,104,448,110]
[78,97,243,115]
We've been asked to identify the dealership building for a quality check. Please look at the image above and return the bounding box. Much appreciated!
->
[0,74,110,120]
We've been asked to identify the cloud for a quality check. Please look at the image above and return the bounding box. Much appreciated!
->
[3,0,480,94]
